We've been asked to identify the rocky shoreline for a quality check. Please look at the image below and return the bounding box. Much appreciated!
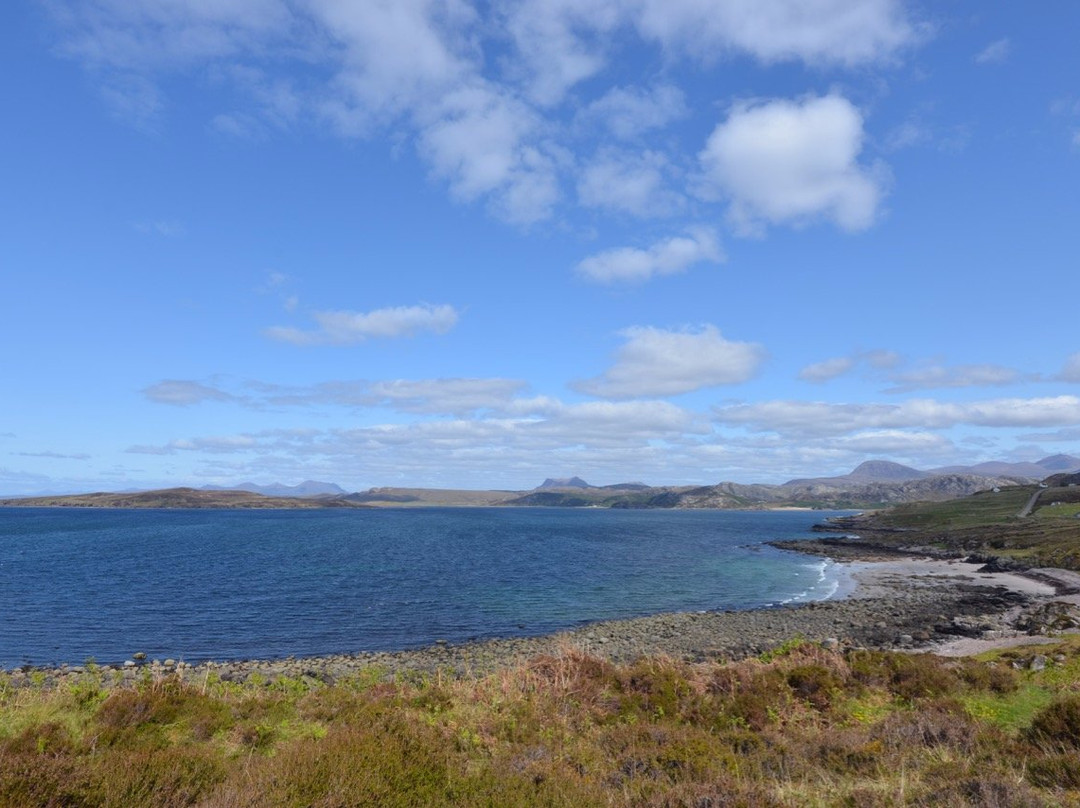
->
[9,539,1080,691]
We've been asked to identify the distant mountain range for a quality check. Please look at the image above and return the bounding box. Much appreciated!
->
[498,455,1080,510]
[200,480,347,498]
[5,455,1079,510]
[785,455,1080,487]
[926,454,1080,480]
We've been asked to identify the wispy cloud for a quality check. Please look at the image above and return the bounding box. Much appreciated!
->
[885,363,1030,394]
[141,375,544,419]
[133,219,185,237]
[575,325,766,399]
[142,380,237,406]
[577,149,682,218]
[581,84,687,140]
[1061,352,1080,383]
[118,389,1080,490]
[714,396,1080,438]
[974,37,1011,65]
[799,357,857,383]
[576,228,722,283]
[797,351,1032,393]
[14,451,91,460]
[798,349,899,383]
[265,303,459,346]
[44,0,917,227]
[258,377,534,417]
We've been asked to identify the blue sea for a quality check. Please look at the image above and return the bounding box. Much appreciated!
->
[0,507,851,668]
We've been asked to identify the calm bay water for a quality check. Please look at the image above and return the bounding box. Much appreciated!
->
[0,507,850,667]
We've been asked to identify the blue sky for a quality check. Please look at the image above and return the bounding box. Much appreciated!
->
[2,1,1079,495]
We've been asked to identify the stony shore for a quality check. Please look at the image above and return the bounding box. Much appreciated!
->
[12,557,1080,691]
[9,544,1080,691]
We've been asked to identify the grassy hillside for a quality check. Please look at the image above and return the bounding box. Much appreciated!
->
[4,640,1080,806]
[873,486,1037,530]
[832,484,1080,570]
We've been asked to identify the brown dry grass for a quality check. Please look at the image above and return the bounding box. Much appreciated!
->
[2,642,1080,806]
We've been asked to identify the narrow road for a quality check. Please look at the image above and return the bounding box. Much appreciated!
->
[1018,488,1043,518]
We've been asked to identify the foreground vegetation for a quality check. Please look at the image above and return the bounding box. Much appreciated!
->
[4,637,1080,807]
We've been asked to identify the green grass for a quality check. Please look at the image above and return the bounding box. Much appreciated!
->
[877,486,1036,530]
[4,641,1080,806]
[1037,503,1080,519]
[849,485,1080,571]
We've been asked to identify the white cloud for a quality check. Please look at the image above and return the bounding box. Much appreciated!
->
[417,83,559,223]
[308,0,476,121]
[714,396,1080,438]
[576,228,722,283]
[582,84,687,140]
[864,350,902,369]
[312,2,562,224]
[502,0,620,106]
[577,149,681,217]
[797,352,1027,391]
[128,434,260,455]
[124,399,702,469]
[141,375,544,417]
[15,451,93,461]
[1062,352,1080,382]
[631,0,917,66]
[46,0,919,225]
[698,94,886,234]
[366,378,530,415]
[884,119,931,151]
[886,363,1027,393]
[265,303,459,345]
[49,0,294,71]
[143,380,235,406]
[974,37,1010,65]
[799,357,855,383]
[834,429,951,454]
[576,325,766,398]
[504,0,917,103]
[1022,427,1080,444]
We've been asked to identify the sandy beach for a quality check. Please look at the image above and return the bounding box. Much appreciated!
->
[9,548,1080,689]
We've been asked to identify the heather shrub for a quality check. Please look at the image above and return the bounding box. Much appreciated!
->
[0,754,90,808]
[0,720,76,757]
[614,658,702,722]
[85,746,225,808]
[909,777,1043,808]
[785,663,844,710]
[1026,752,1080,789]
[848,651,959,701]
[870,699,977,754]
[954,658,1018,694]
[95,679,232,747]
[1025,694,1080,750]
